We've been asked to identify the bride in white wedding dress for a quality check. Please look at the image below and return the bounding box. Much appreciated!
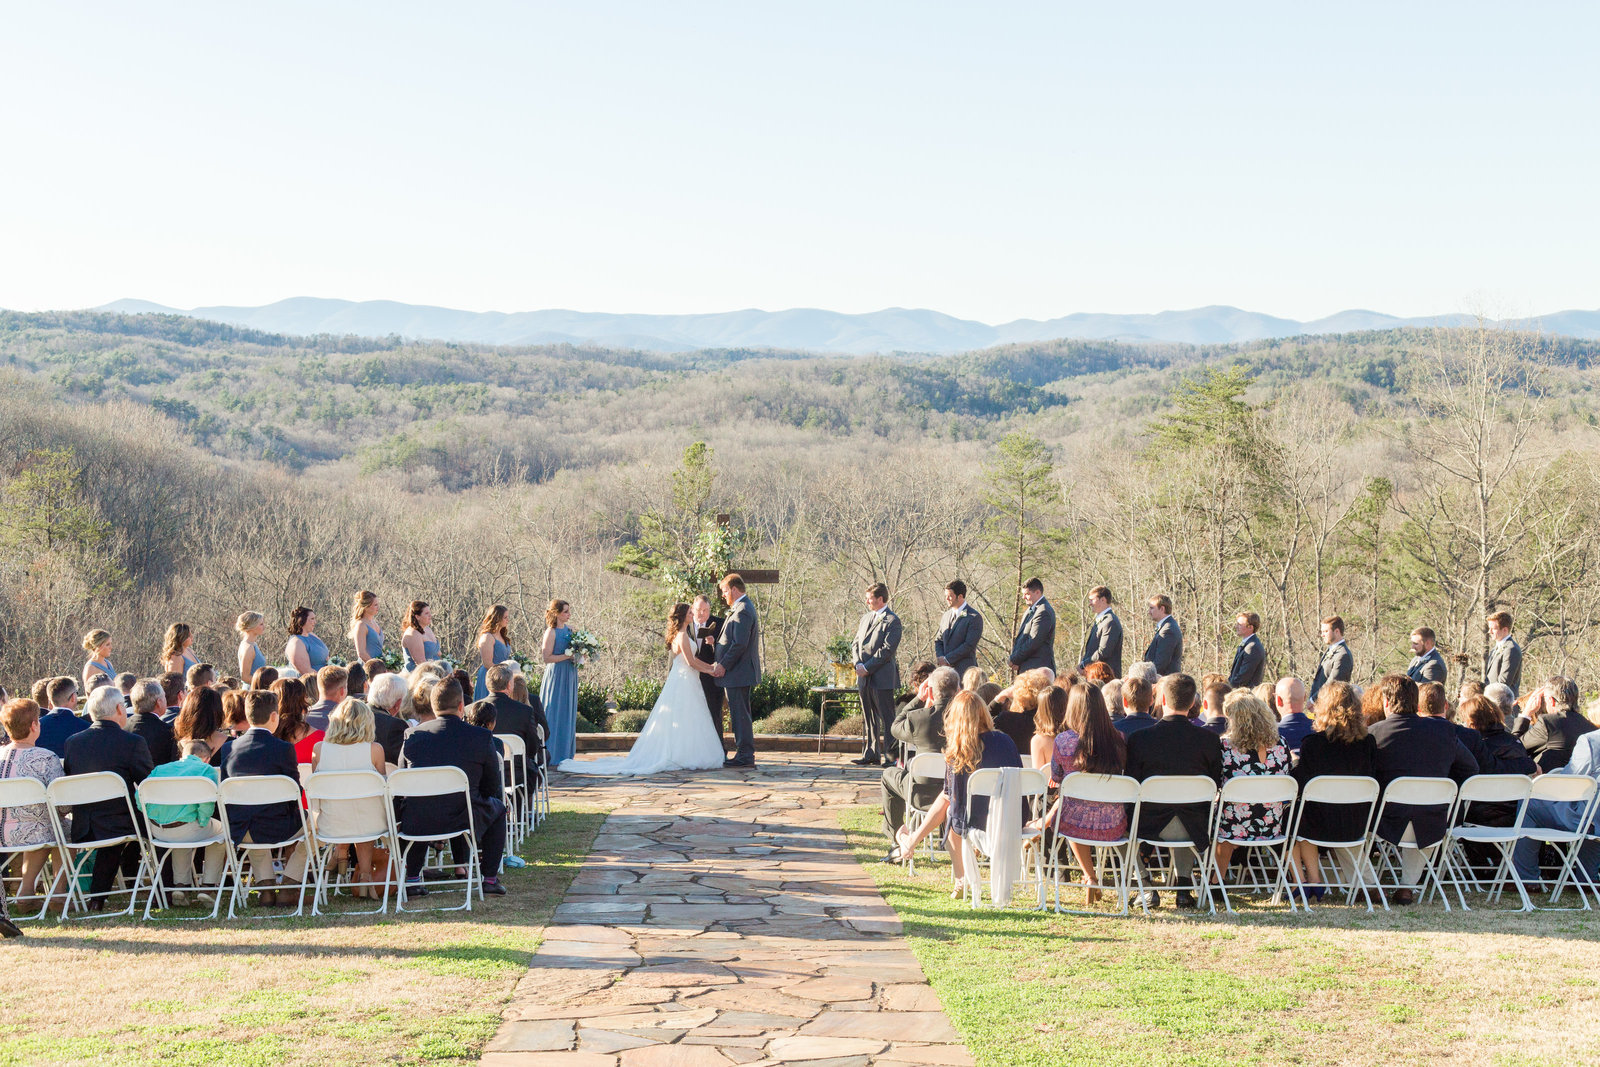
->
[558,602,727,776]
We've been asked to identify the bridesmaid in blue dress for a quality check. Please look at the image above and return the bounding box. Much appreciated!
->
[235,612,267,680]
[160,623,198,675]
[539,599,579,764]
[286,606,330,677]
[81,628,116,691]
[349,590,384,664]
[401,600,442,673]
[474,604,514,701]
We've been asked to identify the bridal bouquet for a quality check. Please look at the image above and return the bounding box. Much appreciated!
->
[567,630,602,667]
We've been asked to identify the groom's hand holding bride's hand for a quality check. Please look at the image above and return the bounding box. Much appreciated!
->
[711,664,725,678]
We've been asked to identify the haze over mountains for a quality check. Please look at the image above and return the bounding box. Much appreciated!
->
[95,297,1600,354]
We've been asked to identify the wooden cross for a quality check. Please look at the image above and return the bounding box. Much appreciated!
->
[716,513,780,584]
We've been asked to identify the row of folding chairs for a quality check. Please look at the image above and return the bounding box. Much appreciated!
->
[0,766,488,922]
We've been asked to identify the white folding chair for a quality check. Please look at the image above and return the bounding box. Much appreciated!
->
[962,768,1048,909]
[134,776,230,921]
[1130,775,1218,915]
[494,733,529,848]
[1045,772,1141,916]
[1439,774,1533,911]
[1285,775,1382,912]
[0,777,62,921]
[533,725,550,823]
[1201,775,1301,914]
[388,766,480,913]
[1369,776,1459,911]
[305,770,395,915]
[44,772,156,921]
[218,775,312,918]
[1530,775,1600,909]
[901,752,946,874]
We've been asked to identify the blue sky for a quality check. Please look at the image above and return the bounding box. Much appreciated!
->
[1,2,1595,321]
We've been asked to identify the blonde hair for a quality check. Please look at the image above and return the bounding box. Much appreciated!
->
[82,629,111,654]
[962,667,988,691]
[235,611,264,637]
[326,698,376,746]
[1223,691,1280,752]
[349,590,378,643]
[943,691,995,775]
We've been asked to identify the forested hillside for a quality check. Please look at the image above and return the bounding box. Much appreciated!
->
[4,310,1600,705]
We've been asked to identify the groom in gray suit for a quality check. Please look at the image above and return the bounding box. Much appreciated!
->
[712,573,761,768]
[852,582,903,767]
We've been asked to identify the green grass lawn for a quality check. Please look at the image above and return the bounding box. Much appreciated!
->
[0,802,608,1067]
[839,806,1600,1067]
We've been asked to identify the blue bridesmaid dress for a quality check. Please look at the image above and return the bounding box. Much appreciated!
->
[297,633,330,672]
[402,632,442,672]
[474,635,512,701]
[362,623,384,662]
[241,641,266,678]
[540,626,579,764]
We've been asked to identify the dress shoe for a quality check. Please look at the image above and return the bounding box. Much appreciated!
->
[86,898,107,914]
[722,757,754,769]
[482,879,506,896]
[1137,890,1160,910]
[1390,888,1416,906]
[1175,890,1198,909]
[404,881,429,899]
[850,753,879,766]
[0,916,22,939]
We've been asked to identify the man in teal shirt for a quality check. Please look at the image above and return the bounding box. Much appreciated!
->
[139,738,226,904]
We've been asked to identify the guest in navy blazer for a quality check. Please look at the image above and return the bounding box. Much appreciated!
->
[62,686,154,905]
[399,676,508,895]
[219,690,307,904]
[37,677,89,758]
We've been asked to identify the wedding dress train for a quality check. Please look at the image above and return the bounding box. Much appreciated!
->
[558,653,726,776]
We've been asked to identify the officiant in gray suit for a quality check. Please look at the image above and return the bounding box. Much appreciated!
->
[852,582,902,767]
[1009,577,1056,675]
[933,579,983,678]
[712,573,761,768]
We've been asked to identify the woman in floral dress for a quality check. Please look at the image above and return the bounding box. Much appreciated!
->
[1212,691,1292,880]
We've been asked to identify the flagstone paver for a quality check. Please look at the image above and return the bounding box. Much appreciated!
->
[482,754,973,1067]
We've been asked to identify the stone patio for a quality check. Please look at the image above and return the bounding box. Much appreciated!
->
[481,754,973,1067]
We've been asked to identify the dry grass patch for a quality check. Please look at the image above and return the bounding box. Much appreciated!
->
[840,806,1600,1067]
[0,803,607,1066]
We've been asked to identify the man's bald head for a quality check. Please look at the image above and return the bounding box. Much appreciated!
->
[1274,676,1306,718]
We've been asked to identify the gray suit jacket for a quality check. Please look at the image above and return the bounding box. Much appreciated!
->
[853,607,903,690]
[714,595,762,689]
[1079,609,1124,676]
[1010,598,1056,672]
[934,604,983,676]
[1143,615,1183,675]
[1485,637,1522,698]
[1227,634,1265,689]
[1406,648,1447,685]
[1309,639,1353,701]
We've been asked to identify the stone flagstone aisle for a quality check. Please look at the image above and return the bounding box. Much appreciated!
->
[482,754,973,1067]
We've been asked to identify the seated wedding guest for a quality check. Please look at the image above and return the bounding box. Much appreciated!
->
[889,691,1021,896]
[274,679,325,768]
[466,701,497,733]
[974,682,1002,706]
[879,667,957,845]
[264,680,313,750]
[1460,694,1537,828]
[115,672,137,701]
[450,668,475,707]
[399,677,508,896]
[1082,662,1116,689]
[1420,680,1486,767]
[285,606,330,678]
[160,623,198,675]
[408,677,439,726]
[303,673,320,703]
[126,679,177,766]
[1199,684,1230,735]
[1125,661,1159,687]
[1125,673,1222,909]
[1199,672,1227,694]
[1042,682,1127,903]
[1520,676,1596,773]
[895,662,938,716]
[250,666,279,691]
[37,677,88,758]
[185,662,216,693]
[29,679,50,708]
[1113,676,1157,738]
[364,672,412,766]
[307,666,348,733]
[81,629,117,693]
[1101,679,1125,720]
[140,738,227,904]
[220,690,307,906]
[1370,674,1478,904]
[1252,681,1274,707]
[236,611,269,681]
[1513,724,1600,889]
[159,672,186,723]
[483,664,549,781]
[311,699,389,899]
[365,657,390,680]
[1,698,66,905]
[63,686,154,910]
[962,667,988,692]
[174,687,230,765]
[508,672,533,708]
[1032,685,1067,770]
[1291,682,1379,898]
[1274,677,1314,755]
[346,661,368,701]
[1212,692,1292,882]
[1484,682,1515,729]
[990,677,1040,755]
[1360,684,1387,727]
[221,689,249,738]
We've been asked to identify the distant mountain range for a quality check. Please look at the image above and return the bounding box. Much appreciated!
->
[93,297,1600,354]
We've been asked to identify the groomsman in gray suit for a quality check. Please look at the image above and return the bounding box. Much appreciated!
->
[1143,594,1183,675]
[1405,626,1447,686]
[1226,611,1266,689]
[852,582,902,767]
[1009,577,1056,675]
[1484,610,1522,698]
[1309,615,1354,702]
[712,573,761,768]
[1078,585,1124,678]
[934,579,983,678]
